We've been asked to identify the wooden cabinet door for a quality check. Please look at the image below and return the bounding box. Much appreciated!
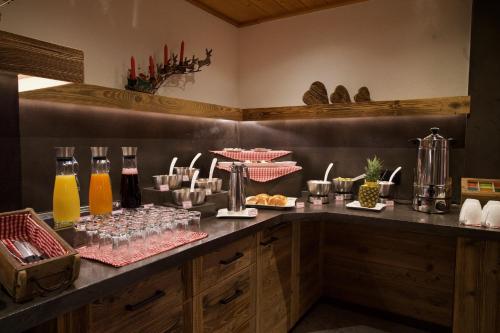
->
[89,266,187,333]
[194,265,256,333]
[256,222,293,333]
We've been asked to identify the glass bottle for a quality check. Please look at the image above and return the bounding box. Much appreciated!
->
[53,147,80,226]
[89,147,113,215]
[120,147,141,208]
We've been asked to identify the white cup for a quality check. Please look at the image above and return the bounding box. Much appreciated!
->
[459,199,482,226]
[481,200,500,228]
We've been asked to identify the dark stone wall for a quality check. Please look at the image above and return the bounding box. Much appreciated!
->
[239,116,466,201]
[465,1,500,178]
[19,99,238,211]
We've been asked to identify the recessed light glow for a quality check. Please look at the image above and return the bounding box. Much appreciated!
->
[18,75,69,92]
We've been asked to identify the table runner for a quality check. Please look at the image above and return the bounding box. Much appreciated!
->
[77,230,208,267]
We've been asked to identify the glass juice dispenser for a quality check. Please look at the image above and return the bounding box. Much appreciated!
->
[120,147,141,208]
[89,147,113,215]
[53,147,80,226]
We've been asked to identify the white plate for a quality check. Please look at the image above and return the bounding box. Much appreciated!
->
[216,208,258,218]
[251,148,270,152]
[346,201,386,211]
[246,197,297,210]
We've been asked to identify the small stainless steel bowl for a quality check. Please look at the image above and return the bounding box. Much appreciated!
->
[333,178,355,193]
[196,178,222,193]
[152,175,164,190]
[174,167,199,181]
[172,188,206,206]
[161,174,183,190]
[378,181,394,198]
[307,180,332,196]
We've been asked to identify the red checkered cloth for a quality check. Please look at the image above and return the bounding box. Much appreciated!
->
[0,212,68,264]
[211,150,291,162]
[217,165,302,182]
[77,230,208,267]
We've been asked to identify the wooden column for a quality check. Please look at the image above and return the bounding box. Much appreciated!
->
[0,71,21,211]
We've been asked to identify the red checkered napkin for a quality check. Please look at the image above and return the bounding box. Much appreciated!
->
[211,150,291,162]
[217,165,302,182]
[77,230,208,267]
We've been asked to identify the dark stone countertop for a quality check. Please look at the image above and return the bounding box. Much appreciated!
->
[1,202,499,333]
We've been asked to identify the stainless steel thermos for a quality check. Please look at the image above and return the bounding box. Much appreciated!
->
[228,163,248,212]
[412,127,452,213]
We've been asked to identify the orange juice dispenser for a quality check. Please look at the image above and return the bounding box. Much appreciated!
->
[89,147,113,216]
[53,147,81,227]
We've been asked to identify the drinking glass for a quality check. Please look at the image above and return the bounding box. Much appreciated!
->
[188,211,201,230]
[111,227,130,255]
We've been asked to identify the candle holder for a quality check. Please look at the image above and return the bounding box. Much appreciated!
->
[126,48,212,95]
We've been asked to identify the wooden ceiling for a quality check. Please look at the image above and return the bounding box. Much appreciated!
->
[186,0,368,27]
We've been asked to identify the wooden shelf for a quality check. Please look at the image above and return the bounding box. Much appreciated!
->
[0,30,84,83]
[20,83,243,121]
[20,83,469,122]
[242,96,470,121]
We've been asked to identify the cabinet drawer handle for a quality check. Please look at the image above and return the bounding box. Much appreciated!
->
[125,290,165,311]
[260,236,278,246]
[220,252,244,265]
[219,289,243,305]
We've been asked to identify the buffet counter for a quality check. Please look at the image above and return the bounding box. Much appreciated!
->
[1,203,498,332]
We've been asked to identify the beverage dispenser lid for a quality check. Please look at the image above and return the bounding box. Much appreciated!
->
[121,146,137,157]
[421,127,449,149]
[90,146,108,158]
[54,146,75,158]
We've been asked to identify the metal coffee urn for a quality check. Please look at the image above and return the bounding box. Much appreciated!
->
[411,127,452,214]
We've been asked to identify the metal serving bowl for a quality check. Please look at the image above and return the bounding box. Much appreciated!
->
[172,188,206,206]
[161,174,183,190]
[174,167,199,181]
[152,175,164,190]
[378,181,394,198]
[307,180,332,196]
[333,178,355,193]
[196,178,222,193]
[152,174,183,190]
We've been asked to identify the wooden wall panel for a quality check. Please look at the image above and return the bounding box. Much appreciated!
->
[323,221,456,327]
[0,30,83,83]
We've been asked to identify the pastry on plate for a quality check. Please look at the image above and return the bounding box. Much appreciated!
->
[269,194,287,206]
[246,196,258,205]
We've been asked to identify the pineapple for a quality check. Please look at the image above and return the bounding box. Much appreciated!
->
[358,156,383,208]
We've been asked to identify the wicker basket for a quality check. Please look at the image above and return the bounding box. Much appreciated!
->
[0,208,80,302]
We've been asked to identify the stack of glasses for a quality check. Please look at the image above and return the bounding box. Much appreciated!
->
[75,206,202,255]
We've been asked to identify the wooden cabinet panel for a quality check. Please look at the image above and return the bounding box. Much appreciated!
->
[323,222,456,327]
[453,238,500,333]
[257,222,293,333]
[194,265,256,333]
[193,235,256,295]
[298,221,322,318]
[89,266,186,333]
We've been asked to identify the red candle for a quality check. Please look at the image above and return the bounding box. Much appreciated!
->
[130,56,136,80]
[179,40,184,64]
[164,44,169,65]
[149,56,155,77]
